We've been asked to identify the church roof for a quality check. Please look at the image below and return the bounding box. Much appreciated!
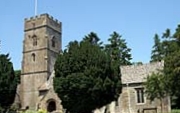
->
[120,61,164,84]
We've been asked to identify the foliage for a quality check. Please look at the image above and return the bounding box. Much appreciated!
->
[37,109,47,113]
[17,109,48,113]
[150,34,164,62]
[0,54,17,110]
[163,26,180,109]
[54,33,122,113]
[150,25,180,108]
[145,72,168,113]
[83,32,103,46]
[15,70,21,83]
[171,109,180,113]
[18,109,47,113]
[0,106,4,113]
[145,73,167,101]
[105,32,132,65]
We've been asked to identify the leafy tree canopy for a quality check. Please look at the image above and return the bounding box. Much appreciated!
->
[15,70,21,83]
[105,31,132,65]
[0,54,17,110]
[145,73,168,113]
[150,34,164,62]
[145,73,167,101]
[54,32,122,113]
[150,25,180,108]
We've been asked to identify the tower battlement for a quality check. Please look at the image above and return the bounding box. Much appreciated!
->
[24,13,61,33]
[25,13,61,24]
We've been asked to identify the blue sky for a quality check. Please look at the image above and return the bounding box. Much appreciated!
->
[0,0,180,70]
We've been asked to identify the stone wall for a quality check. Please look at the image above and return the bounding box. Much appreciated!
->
[119,83,170,113]
[93,61,171,113]
[118,61,171,113]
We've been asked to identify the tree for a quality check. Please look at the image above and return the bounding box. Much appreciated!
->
[150,34,164,62]
[83,32,100,45]
[0,54,17,111]
[164,50,180,108]
[14,70,21,83]
[150,25,180,108]
[150,29,174,63]
[163,26,180,108]
[54,33,121,113]
[145,73,167,113]
[105,31,132,65]
[162,29,171,39]
[83,32,104,49]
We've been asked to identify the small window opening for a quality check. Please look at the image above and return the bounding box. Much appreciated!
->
[32,53,36,61]
[136,88,145,104]
[51,36,56,47]
[32,35,37,46]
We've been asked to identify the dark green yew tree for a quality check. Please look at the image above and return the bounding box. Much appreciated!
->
[54,33,121,113]
[83,32,100,45]
[0,54,17,110]
[14,70,21,84]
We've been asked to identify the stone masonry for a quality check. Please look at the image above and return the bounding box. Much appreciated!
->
[118,61,171,113]
[94,61,171,113]
[17,14,63,112]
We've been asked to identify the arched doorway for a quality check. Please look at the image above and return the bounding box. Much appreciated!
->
[47,100,56,112]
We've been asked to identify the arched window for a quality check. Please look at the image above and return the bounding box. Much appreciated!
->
[32,53,36,61]
[32,35,37,46]
[51,36,56,47]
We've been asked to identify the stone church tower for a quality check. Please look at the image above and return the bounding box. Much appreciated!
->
[19,14,63,112]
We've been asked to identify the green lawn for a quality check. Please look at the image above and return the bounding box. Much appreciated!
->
[171,109,180,113]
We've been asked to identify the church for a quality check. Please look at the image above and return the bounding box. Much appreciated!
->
[15,14,171,113]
